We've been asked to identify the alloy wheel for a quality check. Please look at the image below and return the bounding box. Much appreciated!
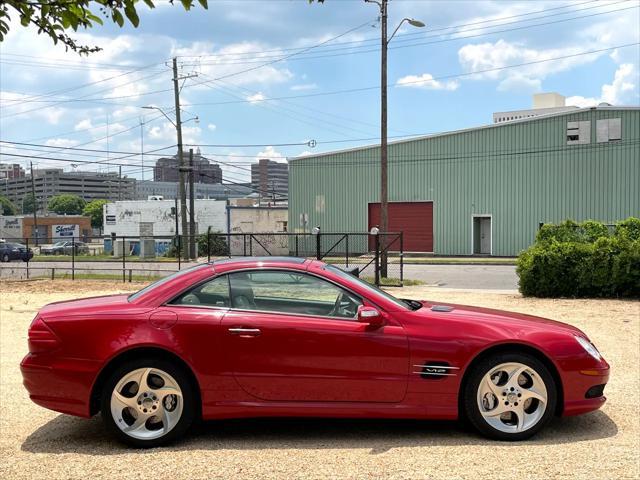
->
[476,362,548,433]
[110,367,184,440]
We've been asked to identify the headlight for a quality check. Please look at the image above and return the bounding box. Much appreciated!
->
[575,335,602,361]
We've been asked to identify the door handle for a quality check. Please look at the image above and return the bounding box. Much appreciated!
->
[228,327,261,336]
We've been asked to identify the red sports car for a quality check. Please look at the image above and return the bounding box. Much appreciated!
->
[21,257,609,447]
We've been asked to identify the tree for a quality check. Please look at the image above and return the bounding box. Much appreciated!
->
[0,0,208,55]
[48,194,86,215]
[0,195,17,215]
[22,193,36,215]
[82,199,108,229]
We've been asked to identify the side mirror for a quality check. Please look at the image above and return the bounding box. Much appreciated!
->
[357,306,385,328]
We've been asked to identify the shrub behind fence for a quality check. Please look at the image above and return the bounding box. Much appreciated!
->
[517,217,640,298]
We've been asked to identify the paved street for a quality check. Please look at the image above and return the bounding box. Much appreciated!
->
[1,260,519,290]
[402,264,518,291]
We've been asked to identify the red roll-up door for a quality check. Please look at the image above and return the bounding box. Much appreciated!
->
[368,202,433,252]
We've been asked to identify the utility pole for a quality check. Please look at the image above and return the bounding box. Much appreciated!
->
[366,0,424,278]
[118,165,122,201]
[188,148,196,259]
[29,162,39,245]
[139,117,145,182]
[172,57,189,261]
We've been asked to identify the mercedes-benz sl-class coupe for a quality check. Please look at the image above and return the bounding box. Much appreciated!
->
[21,257,609,447]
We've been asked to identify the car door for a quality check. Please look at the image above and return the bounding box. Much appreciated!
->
[220,269,409,403]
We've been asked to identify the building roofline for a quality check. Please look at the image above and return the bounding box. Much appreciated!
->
[288,105,640,162]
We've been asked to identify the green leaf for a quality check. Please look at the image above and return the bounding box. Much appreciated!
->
[197,0,208,9]
[181,0,193,11]
[124,3,140,27]
[112,9,124,27]
[86,12,103,26]
[20,14,30,27]
[143,0,155,8]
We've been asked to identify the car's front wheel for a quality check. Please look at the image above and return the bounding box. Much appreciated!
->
[464,353,557,441]
[100,358,195,448]
[1,253,9,262]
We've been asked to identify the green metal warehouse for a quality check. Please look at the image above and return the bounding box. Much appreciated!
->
[288,106,640,256]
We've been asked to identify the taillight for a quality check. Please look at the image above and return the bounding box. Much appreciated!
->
[28,316,60,353]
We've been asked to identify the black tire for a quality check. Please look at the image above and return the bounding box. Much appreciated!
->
[2,254,9,262]
[100,357,196,448]
[463,352,557,441]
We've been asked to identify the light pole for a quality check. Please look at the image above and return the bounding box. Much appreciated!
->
[366,0,424,277]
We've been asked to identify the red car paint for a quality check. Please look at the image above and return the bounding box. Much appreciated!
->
[21,258,609,423]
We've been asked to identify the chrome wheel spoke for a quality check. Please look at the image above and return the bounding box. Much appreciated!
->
[136,368,153,392]
[507,365,527,386]
[153,386,181,400]
[521,387,546,404]
[484,376,502,398]
[112,390,135,410]
[123,414,149,434]
[481,403,509,418]
[514,406,526,432]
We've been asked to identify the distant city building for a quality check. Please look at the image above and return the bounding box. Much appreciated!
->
[1,168,136,210]
[251,158,288,201]
[493,92,578,124]
[153,149,222,184]
[134,181,253,200]
[0,163,25,180]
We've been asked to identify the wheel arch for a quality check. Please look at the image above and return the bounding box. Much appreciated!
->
[457,342,564,419]
[89,346,202,418]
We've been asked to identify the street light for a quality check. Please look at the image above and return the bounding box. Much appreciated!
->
[365,0,424,278]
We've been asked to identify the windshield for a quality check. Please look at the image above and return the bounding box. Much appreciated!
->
[128,264,208,302]
[324,264,410,310]
[53,241,66,246]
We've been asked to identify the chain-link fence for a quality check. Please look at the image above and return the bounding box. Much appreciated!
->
[0,231,403,286]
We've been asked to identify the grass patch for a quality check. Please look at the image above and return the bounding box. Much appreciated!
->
[32,254,178,262]
[362,276,424,286]
[54,273,165,282]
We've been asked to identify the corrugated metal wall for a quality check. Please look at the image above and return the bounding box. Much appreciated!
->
[289,108,640,256]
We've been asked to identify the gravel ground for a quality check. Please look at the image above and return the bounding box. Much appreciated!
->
[1,280,638,480]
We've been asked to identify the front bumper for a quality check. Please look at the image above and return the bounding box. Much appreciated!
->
[561,363,610,416]
[20,353,99,418]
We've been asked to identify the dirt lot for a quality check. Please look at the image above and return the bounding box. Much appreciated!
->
[1,280,638,480]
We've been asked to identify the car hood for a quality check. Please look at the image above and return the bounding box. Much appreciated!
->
[416,300,584,336]
[38,294,150,317]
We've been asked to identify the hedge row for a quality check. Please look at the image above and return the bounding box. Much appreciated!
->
[517,217,640,298]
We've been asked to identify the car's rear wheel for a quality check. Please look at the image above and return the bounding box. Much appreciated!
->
[100,358,195,448]
[464,353,557,441]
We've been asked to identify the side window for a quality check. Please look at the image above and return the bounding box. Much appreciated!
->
[170,275,230,307]
[228,270,362,319]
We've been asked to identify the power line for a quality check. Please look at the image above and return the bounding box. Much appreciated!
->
[177,0,604,59]
[183,2,637,65]
[182,42,640,107]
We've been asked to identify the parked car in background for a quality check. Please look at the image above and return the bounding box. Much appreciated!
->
[0,242,33,262]
[21,257,610,448]
[41,241,89,256]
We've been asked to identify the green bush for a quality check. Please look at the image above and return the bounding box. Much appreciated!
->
[517,217,639,298]
[197,232,229,257]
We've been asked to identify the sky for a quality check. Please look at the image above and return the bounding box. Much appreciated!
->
[0,0,638,185]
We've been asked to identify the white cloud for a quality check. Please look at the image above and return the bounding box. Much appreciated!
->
[290,83,318,91]
[149,121,201,145]
[173,41,293,87]
[256,146,285,161]
[457,40,604,84]
[74,119,93,131]
[497,75,541,94]
[566,63,638,107]
[207,123,217,131]
[45,138,77,148]
[396,73,459,91]
[296,151,313,157]
[246,92,266,104]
